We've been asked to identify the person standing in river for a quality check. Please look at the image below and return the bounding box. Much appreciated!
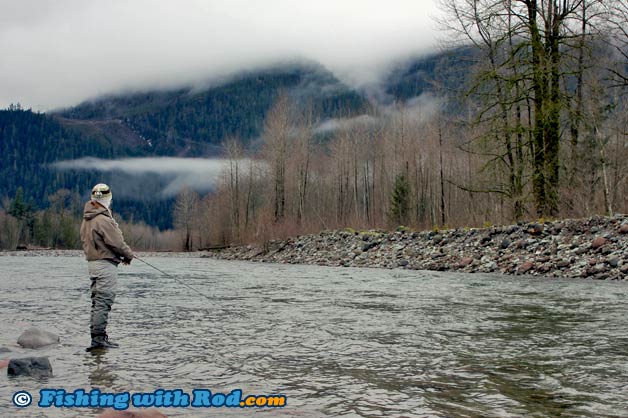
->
[80,183,134,352]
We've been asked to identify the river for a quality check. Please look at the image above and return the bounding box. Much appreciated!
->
[1,254,627,417]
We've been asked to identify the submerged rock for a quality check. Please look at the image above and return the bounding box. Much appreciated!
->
[97,410,168,418]
[17,328,59,348]
[7,357,52,377]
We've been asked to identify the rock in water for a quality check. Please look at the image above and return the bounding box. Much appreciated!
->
[7,357,53,377]
[17,328,59,348]
[97,410,168,418]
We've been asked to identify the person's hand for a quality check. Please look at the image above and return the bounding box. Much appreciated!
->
[122,258,131,265]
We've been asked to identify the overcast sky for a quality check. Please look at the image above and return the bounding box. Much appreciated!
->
[0,0,441,111]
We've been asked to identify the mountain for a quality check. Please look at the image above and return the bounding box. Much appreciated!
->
[1,53,465,228]
[57,63,371,156]
[0,107,108,203]
[385,46,477,111]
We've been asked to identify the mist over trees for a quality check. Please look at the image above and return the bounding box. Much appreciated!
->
[180,98,626,251]
[178,0,628,250]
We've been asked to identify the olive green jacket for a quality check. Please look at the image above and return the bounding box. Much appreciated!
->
[80,201,134,264]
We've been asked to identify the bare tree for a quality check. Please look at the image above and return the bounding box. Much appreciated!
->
[608,0,628,87]
[439,0,610,217]
[262,93,291,222]
[223,137,243,242]
[294,107,315,224]
[173,188,200,251]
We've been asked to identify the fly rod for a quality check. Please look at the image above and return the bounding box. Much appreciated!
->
[134,255,213,301]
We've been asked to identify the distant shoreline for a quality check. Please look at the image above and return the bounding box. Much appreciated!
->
[2,215,627,280]
[0,250,199,258]
[209,215,628,280]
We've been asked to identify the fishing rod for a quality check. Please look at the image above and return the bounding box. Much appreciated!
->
[133,255,213,302]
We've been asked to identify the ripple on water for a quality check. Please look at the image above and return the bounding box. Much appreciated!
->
[0,257,627,417]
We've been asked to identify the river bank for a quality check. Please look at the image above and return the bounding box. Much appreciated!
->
[210,215,628,280]
[2,215,626,280]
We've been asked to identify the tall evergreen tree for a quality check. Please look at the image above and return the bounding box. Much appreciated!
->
[389,174,410,226]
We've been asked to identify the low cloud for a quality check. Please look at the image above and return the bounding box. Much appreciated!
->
[51,157,251,198]
[315,115,379,133]
[0,0,441,110]
[380,93,445,123]
[315,93,445,133]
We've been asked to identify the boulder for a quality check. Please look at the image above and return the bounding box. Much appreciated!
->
[619,224,628,234]
[7,357,52,377]
[517,261,534,274]
[458,257,474,267]
[608,257,619,268]
[484,261,498,271]
[591,237,607,250]
[556,260,571,268]
[97,410,167,418]
[515,239,529,249]
[527,223,544,236]
[17,328,59,348]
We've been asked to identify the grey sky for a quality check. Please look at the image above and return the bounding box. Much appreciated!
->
[0,0,441,110]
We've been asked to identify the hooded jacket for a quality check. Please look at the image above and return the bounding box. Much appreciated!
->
[80,201,134,264]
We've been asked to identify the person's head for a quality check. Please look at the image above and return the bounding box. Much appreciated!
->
[91,183,112,209]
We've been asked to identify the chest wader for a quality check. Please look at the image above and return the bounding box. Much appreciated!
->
[86,260,120,351]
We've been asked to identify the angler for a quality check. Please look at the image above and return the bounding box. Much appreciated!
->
[80,183,134,352]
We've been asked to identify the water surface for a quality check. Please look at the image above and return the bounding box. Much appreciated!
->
[1,255,627,417]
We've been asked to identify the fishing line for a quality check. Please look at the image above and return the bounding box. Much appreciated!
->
[134,256,213,301]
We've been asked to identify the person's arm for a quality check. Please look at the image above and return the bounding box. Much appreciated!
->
[99,218,134,262]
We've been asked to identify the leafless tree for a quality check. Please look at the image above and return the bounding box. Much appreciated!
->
[262,93,291,222]
[173,188,200,251]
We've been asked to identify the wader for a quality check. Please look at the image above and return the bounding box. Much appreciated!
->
[87,260,119,351]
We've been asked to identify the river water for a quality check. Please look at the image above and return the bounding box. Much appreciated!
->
[1,255,627,417]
